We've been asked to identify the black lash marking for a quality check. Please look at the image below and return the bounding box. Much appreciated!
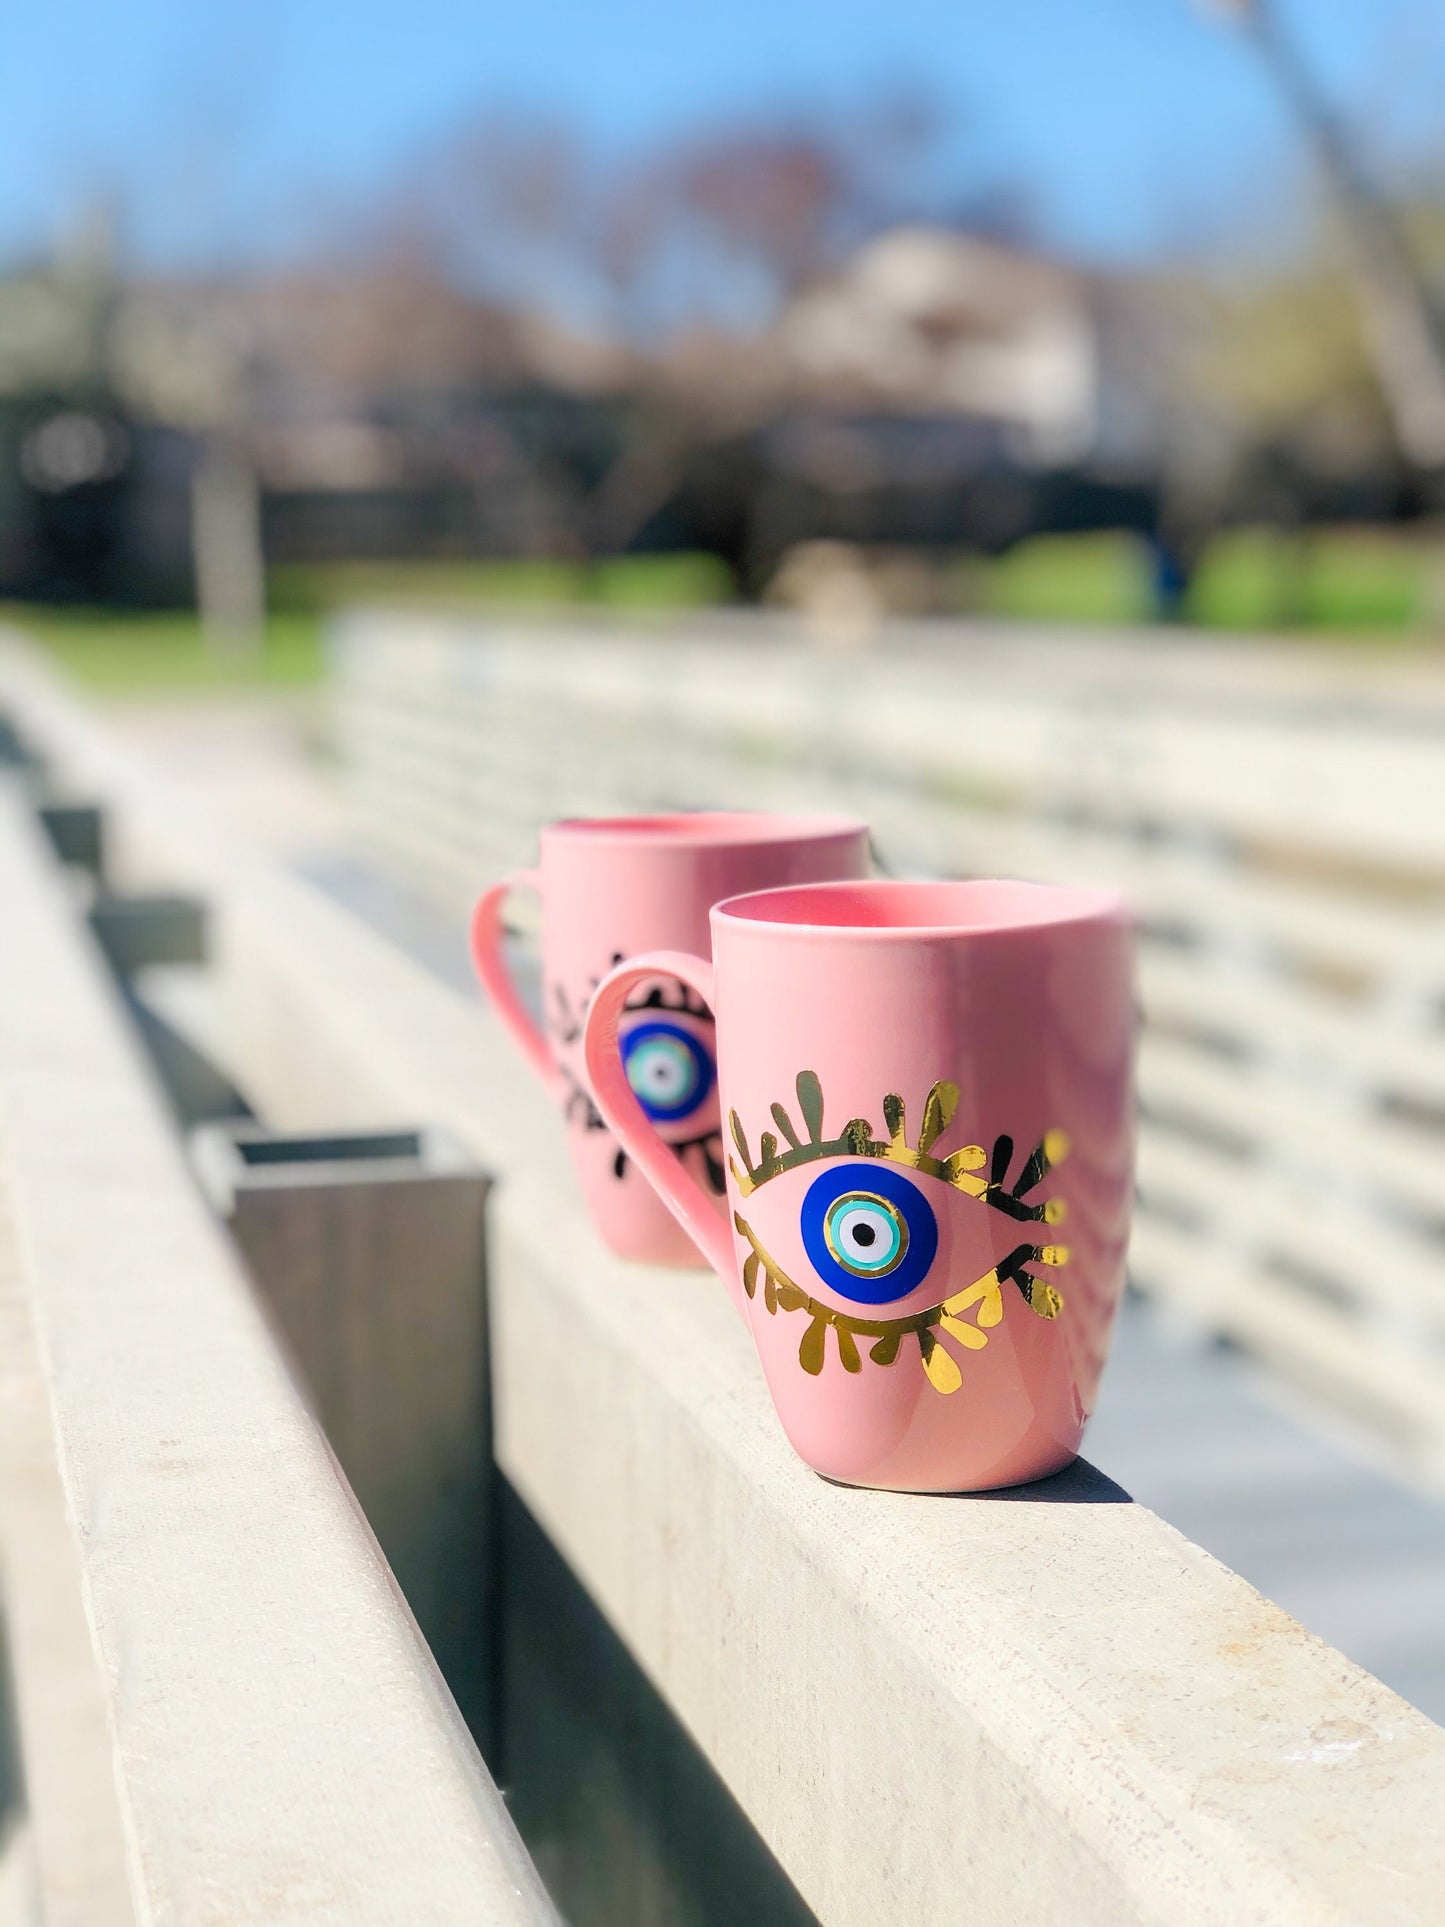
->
[559,1064,606,1132]
[558,1065,724,1194]
[550,982,583,1046]
[622,979,711,1018]
[554,966,713,1039]
[981,1134,1060,1225]
[696,1131,727,1194]
[997,1242,1052,1309]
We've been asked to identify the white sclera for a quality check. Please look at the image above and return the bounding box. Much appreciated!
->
[828,1197,906,1275]
[627,1036,698,1106]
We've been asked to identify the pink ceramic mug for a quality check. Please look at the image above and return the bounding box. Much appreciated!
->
[583,878,1135,1489]
[471,814,871,1266]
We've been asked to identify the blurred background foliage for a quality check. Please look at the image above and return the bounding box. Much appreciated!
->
[4,0,1445,678]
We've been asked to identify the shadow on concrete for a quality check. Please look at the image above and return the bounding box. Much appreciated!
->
[965,1456,1133,1505]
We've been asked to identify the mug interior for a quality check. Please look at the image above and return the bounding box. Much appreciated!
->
[715,877,1122,934]
[545,811,866,848]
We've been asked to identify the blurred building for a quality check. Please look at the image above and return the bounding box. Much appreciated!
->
[640,227,1159,581]
[0,218,1426,606]
[776,227,1097,462]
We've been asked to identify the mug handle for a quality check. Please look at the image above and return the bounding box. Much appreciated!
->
[470,870,563,1101]
[584,950,741,1301]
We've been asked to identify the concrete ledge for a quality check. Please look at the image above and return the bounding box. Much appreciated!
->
[37,800,104,878]
[191,1120,496,1745]
[0,783,555,1925]
[89,890,208,974]
[0,1170,134,1926]
[485,1170,1445,1927]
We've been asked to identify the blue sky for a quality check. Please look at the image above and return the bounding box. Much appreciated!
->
[4,0,1443,271]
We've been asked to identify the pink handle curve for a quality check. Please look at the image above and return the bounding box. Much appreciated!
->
[470,869,563,1100]
[583,950,741,1301]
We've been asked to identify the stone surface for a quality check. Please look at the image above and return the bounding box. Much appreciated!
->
[0,781,556,1926]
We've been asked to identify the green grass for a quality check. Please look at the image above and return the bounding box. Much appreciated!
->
[270,551,735,615]
[6,532,1437,701]
[966,533,1155,626]
[1184,529,1429,633]
[1184,530,1301,631]
[2,607,325,695]
[5,552,736,696]
[952,526,1439,639]
[1297,532,1427,630]
[592,551,735,607]
[269,559,586,611]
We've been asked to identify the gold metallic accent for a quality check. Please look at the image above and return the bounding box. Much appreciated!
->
[733,1213,1065,1393]
[821,1189,909,1279]
[921,1334,963,1394]
[937,1312,989,1350]
[728,1071,1068,1229]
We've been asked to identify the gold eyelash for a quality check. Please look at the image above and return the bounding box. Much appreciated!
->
[734,1213,1066,1394]
[729,1070,1069,1226]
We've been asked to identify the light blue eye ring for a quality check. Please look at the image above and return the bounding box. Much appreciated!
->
[800,1161,939,1304]
[824,1193,907,1276]
[621,1019,715,1123]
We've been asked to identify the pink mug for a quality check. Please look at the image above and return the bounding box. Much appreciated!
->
[471,813,871,1266]
[583,878,1134,1490]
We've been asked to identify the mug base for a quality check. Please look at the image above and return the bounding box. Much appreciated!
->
[813,1446,1081,1497]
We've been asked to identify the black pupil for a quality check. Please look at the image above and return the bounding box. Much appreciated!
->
[852,1223,877,1248]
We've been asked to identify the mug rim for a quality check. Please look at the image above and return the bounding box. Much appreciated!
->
[712,876,1128,938]
[541,810,869,849]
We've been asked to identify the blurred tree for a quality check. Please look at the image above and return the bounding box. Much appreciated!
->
[1202,0,1445,473]
[603,87,1006,336]
[367,87,1012,345]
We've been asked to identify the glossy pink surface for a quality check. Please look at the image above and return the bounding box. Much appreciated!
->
[472,814,870,1266]
[585,879,1135,1490]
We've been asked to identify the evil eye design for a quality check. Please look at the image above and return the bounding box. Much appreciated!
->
[621,1019,716,1123]
[800,1162,939,1304]
[825,1193,907,1277]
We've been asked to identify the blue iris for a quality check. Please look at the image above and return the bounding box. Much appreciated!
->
[621,1020,715,1123]
[800,1161,939,1304]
